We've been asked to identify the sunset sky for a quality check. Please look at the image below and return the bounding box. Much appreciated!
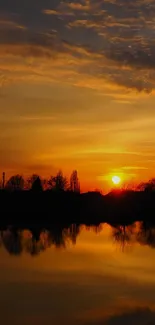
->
[1,0,155,191]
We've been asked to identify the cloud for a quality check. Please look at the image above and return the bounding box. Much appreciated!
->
[43,9,75,16]
[106,307,155,325]
[0,0,155,93]
[68,19,103,29]
[122,166,149,171]
[66,2,90,11]
[0,19,26,30]
[84,307,155,325]
[42,9,60,15]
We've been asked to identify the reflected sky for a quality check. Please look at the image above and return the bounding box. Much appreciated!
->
[1,223,155,324]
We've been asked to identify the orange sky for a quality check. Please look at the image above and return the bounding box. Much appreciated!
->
[0,0,155,191]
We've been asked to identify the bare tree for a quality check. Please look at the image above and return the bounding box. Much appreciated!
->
[5,175,24,191]
[48,170,68,191]
[70,170,80,193]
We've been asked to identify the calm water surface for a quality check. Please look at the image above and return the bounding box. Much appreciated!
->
[1,223,155,325]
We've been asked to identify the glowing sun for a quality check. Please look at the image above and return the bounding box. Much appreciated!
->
[112,175,121,185]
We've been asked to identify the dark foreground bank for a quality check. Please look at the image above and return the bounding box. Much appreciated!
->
[1,189,155,227]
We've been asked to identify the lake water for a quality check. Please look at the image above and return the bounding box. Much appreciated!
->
[1,222,155,325]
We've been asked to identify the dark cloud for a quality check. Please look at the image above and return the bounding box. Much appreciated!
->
[1,0,155,91]
[85,307,155,325]
[106,307,155,325]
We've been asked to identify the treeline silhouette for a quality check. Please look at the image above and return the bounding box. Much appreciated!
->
[1,222,155,256]
[1,171,155,225]
[1,170,80,192]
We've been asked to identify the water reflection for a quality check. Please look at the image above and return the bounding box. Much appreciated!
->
[1,222,155,256]
[1,222,155,325]
[112,225,133,251]
[0,224,81,255]
[112,222,155,250]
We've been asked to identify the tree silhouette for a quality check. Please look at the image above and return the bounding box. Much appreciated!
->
[26,174,39,189]
[70,170,80,193]
[137,178,155,192]
[42,178,48,190]
[31,176,43,192]
[5,174,24,191]
[48,170,68,191]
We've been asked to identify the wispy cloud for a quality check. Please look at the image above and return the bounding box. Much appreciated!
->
[42,9,75,16]
[66,2,90,11]
[122,166,149,170]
